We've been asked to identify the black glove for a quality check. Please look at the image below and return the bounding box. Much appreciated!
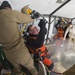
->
[30,10,40,19]
[38,19,47,28]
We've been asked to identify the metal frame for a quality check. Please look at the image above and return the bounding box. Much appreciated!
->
[45,0,71,44]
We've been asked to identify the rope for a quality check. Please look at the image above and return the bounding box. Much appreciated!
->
[20,24,26,35]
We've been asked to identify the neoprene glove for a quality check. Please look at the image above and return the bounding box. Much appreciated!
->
[38,19,47,28]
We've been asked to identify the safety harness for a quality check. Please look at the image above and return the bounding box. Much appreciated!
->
[26,37,53,67]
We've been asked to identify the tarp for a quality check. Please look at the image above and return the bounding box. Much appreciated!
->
[0,0,75,18]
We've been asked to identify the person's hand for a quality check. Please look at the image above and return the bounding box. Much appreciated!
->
[21,5,30,14]
[38,19,47,28]
[23,5,29,10]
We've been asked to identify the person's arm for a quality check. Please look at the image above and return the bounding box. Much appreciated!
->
[35,19,47,46]
[13,10,34,24]
[64,27,69,40]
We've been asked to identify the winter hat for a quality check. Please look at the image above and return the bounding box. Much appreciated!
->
[0,1,11,9]
[27,25,40,32]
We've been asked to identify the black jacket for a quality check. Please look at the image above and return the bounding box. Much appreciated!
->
[26,19,47,49]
